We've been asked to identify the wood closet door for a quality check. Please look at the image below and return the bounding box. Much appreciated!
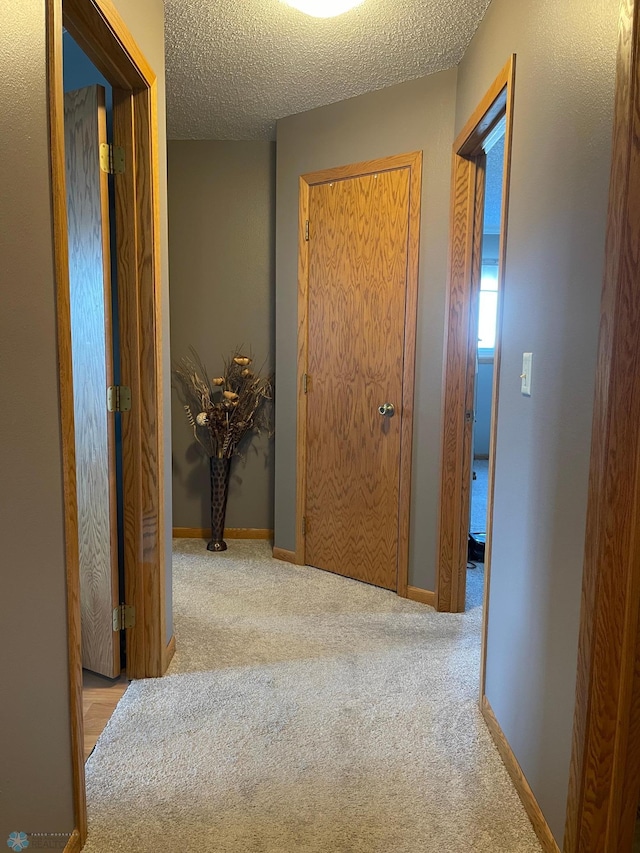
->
[65,85,120,677]
[305,168,410,590]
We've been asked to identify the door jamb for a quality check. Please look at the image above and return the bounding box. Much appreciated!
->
[295,152,423,597]
[435,57,515,623]
[564,1,640,849]
[47,0,169,846]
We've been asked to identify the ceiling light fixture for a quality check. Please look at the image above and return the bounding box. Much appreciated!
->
[280,0,365,19]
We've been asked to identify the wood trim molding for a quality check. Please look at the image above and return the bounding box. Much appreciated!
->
[564,2,640,851]
[46,0,86,841]
[300,151,423,186]
[295,176,311,567]
[129,80,165,680]
[436,153,477,614]
[482,697,561,853]
[397,153,423,598]
[456,59,513,157]
[162,634,176,673]
[296,151,423,596]
[406,586,436,607]
[63,830,82,853]
[436,55,515,615]
[173,527,274,540]
[62,0,155,89]
[272,547,299,565]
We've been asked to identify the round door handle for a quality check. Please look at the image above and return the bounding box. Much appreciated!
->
[378,402,395,417]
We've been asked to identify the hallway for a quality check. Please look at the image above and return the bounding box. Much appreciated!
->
[82,540,541,852]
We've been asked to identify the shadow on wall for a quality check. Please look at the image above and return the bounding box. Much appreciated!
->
[171,433,275,530]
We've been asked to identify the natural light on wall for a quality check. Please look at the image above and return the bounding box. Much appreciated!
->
[280,0,365,18]
[478,263,499,352]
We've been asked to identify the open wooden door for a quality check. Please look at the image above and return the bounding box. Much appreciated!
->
[64,84,120,678]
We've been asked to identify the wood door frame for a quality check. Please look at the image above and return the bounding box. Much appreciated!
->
[295,152,423,597]
[435,56,515,618]
[563,0,640,849]
[47,0,169,846]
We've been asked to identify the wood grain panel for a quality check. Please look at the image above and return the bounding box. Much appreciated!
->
[436,154,476,613]
[295,177,311,566]
[305,168,410,590]
[482,697,561,853]
[134,83,166,678]
[397,153,423,598]
[63,831,82,853]
[564,2,640,850]
[272,547,299,564]
[301,151,424,186]
[406,586,436,607]
[112,82,166,679]
[46,0,86,840]
[453,159,485,613]
[112,86,145,680]
[65,84,120,679]
[296,152,421,594]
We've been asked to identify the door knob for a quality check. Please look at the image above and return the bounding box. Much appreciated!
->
[378,402,395,417]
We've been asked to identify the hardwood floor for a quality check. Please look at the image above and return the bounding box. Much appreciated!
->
[82,669,129,760]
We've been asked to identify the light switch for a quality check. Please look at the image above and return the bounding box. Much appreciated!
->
[521,352,532,396]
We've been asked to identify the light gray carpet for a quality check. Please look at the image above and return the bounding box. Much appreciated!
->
[83,540,542,852]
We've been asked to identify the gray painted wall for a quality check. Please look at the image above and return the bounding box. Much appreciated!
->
[474,362,493,458]
[274,70,458,590]
[168,140,276,531]
[0,3,75,835]
[0,0,171,836]
[456,0,618,844]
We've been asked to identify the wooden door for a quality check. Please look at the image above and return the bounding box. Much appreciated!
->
[64,84,120,678]
[304,167,412,590]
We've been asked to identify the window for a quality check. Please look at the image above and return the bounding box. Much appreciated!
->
[478,261,498,356]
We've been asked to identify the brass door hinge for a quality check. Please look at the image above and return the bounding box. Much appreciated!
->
[303,373,310,394]
[112,604,135,631]
[107,385,131,412]
[100,142,125,175]
[305,220,310,242]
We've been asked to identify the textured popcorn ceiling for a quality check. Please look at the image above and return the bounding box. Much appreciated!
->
[164,0,493,140]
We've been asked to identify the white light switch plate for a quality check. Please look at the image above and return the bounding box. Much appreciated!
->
[521,352,533,396]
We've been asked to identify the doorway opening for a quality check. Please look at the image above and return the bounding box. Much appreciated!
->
[435,57,515,630]
[62,29,130,757]
[468,123,506,610]
[47,0,169,844]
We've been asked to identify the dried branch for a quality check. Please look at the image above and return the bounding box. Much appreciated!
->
[173,347,273,459]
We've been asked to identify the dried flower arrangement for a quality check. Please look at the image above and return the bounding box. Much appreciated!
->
[173,348,273,460]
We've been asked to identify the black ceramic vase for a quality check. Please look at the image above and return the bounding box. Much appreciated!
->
[207,456,231,552]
